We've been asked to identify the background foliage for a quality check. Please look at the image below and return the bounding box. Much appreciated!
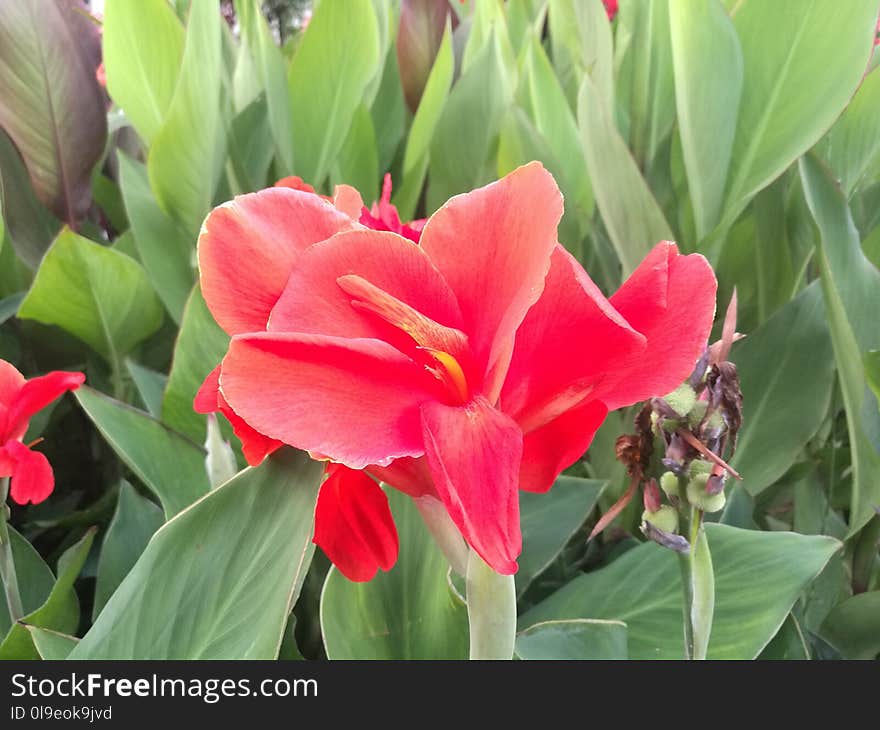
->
[0,0,878,660]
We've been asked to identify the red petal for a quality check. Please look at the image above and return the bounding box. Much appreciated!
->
[419,162,563,400]
[368,456,436,498]
[602,242,717,410]
[518,399,608,493]
[198,188,354,335]
[4,371,85,443]
[421,396,522,574]
[221,332,439,469]
[268,229,465,362]
[274,176,317,194]
[0,360,26,442]
[501,245,644,432]
[314,466,399,582]
[332,185,365,219]
[193,365,222,414]
[5,441,54,505]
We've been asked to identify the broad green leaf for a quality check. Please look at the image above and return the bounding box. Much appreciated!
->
[332,104,379,204]
[321,488,469,659]
[235,0,294,171]
[395,22,454,220]
[17,229,164,364]
[0,527,56,638]
[70,449,322,659]
[732,284,836,495]
[520,34,594,240]
[615,0,676,170]
[669,0,742,239]
[549,0,613,110]
[578,75,673,276]
[370,47,408,174]
[25,626,79,660]
[758,614,810,660]
[800,154,880,535]
[75,386,209,518]
[723,0,879,224]
[125,360,168,419]
[162,285,230,442]
[0,0,107,224]
[866,350,880,403]
[103,0,185,144]
[515,619,627,660]
[226,94,275,194]
[521,523,841,659]
[819,592,880,659]
[517,476,605,598]
[823,67,880,197]
[288,0,380,186]
[92,482,164,620]
[0,529,94,660]
[0,293,23,328]
[148,0,225,236]
[0,129,60,268]
[428,26,514,209]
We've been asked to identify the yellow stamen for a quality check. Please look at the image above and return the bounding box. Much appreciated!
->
[424,348,469,404]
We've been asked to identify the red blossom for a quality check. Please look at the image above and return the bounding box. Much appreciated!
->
[0,360,84,505]
[604,0,619,21]
[195,164,717,579]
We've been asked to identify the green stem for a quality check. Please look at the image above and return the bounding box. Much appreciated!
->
[0,477,24,623]
[465,550,516,660]
[678,508,715,660]
[415,496,469,576]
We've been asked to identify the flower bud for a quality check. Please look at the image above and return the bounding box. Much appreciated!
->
[642,505,679,534]
[643,478,662,513]
[660,470,681,498]
[686,474,726,513]
[663,383,697,417]
[688,459,713,478]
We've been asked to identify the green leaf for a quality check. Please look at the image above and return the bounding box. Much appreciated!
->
[577,75,673,276]
[548,0,613,110]
[866,350,880,403]
[395,22,454,220]
[235,0,294,171]
[800,154,880,535]
[70,449,322,659]
[227,94,275,194]
[287,0,380,186]
[427,25,514,209]
[162,285,230,442]
[823,67,880,196]
[0,0,107,224]
[370,47,408,174]
[75,386,209,518]
[0,129,60,268]
[669,0,743,239]
[520,523,841,659]
[517,476,604,598]
[103,0,185,145]
[819,592,880,660]
[0,527,56,638]
[515,619,627,660]
[92,482,164,621]
[320,488,469,659]
[118,154,193,324]
[17,229,164,364]
[332,104,379,204]
[0,528,94,660]
[148,0,225,236]
[731,284,836,495]
[25,626,79,660]
[125,360,168,419]
[758,614,810,660]
[723,0,879,223]
[0,293,23,328]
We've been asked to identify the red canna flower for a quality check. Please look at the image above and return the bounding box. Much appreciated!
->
[196,163,716,578]
[0,360,85,505]
[359,174,426,244]
[603,0,619,21]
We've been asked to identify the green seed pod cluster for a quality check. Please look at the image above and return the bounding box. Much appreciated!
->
[659,470,681,498]
[686,472,726,513]
[642,505,679,534]
[664,384,697,417]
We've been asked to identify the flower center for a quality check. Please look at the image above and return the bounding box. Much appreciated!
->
[422,348,469,404]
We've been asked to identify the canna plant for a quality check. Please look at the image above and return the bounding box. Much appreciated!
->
[0,0,876,660]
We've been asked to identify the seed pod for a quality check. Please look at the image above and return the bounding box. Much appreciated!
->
[660,470,681,498]
[642,505,679,534]
[686,474,727,513]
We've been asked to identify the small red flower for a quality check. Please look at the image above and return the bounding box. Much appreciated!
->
[604,0,619,21]
[0,360,84,505]
[195,163,717,580]
[359,174,426,244]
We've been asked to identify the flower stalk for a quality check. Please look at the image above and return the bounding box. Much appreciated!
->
[678,508,714,660]
[465,549,516,660]
[0,477,24,623]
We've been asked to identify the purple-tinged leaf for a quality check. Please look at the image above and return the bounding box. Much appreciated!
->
[397,0,455,113]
